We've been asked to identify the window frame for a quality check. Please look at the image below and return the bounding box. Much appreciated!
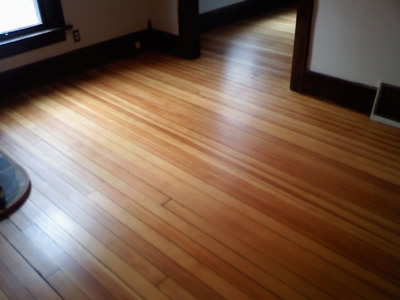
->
[0,0,70,59]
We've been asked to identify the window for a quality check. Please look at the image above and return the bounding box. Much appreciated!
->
[0,0,42,35]
[0,0,70,59]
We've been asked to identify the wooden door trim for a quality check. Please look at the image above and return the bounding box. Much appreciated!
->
[290,0,376,114]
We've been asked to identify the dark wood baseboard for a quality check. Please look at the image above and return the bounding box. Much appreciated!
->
[150,30,180,56]
[200,1,254,31]
[200,0,295,31]
[301,71,376,114]
[0,29,183,102]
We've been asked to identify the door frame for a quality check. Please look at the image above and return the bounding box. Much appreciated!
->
[178,0,201,59]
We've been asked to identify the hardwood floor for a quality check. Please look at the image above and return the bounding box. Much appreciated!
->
[1,6,400,299]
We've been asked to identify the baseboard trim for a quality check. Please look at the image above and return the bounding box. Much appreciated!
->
[200,0,295,31]
[151,30,180,56]
[301,71,376,114]
[200,1,253,31]
[0,29,184,101]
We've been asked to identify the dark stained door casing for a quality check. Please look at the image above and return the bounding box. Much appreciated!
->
[179,0,201,59]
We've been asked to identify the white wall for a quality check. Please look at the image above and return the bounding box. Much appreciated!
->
[150,0,179,35]
[0,0,179,73]
[199,0,246,14]
[309,0,400,88]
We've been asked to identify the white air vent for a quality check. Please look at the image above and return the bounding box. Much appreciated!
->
[370,82,400,129]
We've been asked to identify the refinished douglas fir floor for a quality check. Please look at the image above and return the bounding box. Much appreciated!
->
[1,6,400,300]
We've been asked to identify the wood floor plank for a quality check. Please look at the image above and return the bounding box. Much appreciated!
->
[14,91,398,294]
[0,258,34,300]
[3,93,396,298]
[67,71,400,226]
[47,270,89,300]
[30,189,169,300]
[91,68,400,186]
[87,191,253,300]
[19,223,127,300]
[7,210,111,299]
[31,142,277,298]
[0,123,226,299]
[0,219,59,278]
[9,210,34,231]
[20,151,168,287]
[48,81,400,249]
[63,75,400,238]
[110,61,400,165]
[0,234,60,300]
[18,200,143,300]
[158,278,197,300]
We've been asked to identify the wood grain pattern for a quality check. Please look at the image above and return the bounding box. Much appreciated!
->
[1,6,399,299]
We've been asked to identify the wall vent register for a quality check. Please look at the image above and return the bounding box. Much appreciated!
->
[370,82,400,129]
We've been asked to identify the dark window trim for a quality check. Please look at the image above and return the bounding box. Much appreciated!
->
[0,0,70,59]
[0,24,46,42]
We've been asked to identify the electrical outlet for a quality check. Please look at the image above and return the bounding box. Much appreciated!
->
[72,30,81,42]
